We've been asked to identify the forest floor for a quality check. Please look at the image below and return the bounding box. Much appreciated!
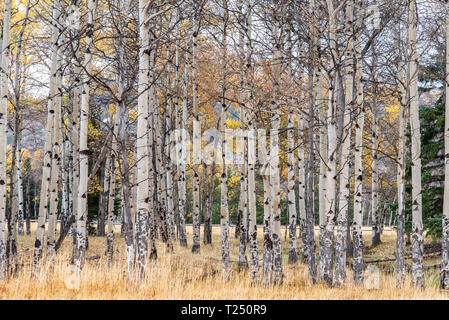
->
[0,223,448,299]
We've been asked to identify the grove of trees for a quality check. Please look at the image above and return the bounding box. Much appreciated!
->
[2,0,449,290]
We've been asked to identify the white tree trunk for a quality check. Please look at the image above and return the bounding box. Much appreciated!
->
[335,0,354,286]
[76,0,95,272]
[191,14,201,254]
[0,0,8,276]
[32,0,60,273]
[220,0,230,281]
[408,0,424,288]
[135,0,151,276]
[441,0,449,289]
[352,0,365,283]
[270,14,283,285]
[177,41,188,247]
[321,0,338,285]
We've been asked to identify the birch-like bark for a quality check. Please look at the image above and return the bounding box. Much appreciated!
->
[297,42,307,264]
[177,39,188,247]
[47,47,63,258]
[371,86,381,246]
[306,0,318,283]
[334,0,354,286]
[135,0,151,277]
[191,13,201,254]
[76,0,95,272]
[318,74,327,280]
[408,0,424,288]
[238,2,248,268]
[107,100,119,266]
[270,12,283,285]
[321,0,338,286]
[69,0,81,250]
[165,44,176,245]
[441,0,449,289]
[259,129,273,285]
[13,1,31,238]
[298,103,307,263]
[220,0,230,281]
[16,140,24,236]
[287,109,298,264]
[32,0,59,273]
[352,0,365,284]
[148,86,158,260]
[245,0,258,282]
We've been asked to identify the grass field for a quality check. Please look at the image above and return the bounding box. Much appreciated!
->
[0,223,447,299]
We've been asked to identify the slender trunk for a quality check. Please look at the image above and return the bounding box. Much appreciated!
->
[135,0,151,276]
[352,0,365,284]
[334,0,354,286]
[25,177,31,235]
[32,0,60,274]
[97,157,108,237]
[191,14,201,254]
[76,0,95,272]
[177,35,188,248]
[371,87,380,247]
[287,111,298,264]
[408,0,424,288]
[46,48,63,258]
[270,12,283,286]
[441,0,449,289]
[307,0,318,283]
[220,0,230,281]
[245,1,258,282]
[0,0,11,279]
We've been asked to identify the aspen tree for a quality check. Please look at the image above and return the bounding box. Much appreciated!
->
[270,5,283,285]
[191,9,201,254]
[259,128,273,285]
[0,0,8,272]
[306,0,318,284]
[352,0,364,285]
[335,0,354,285]
[245,0,258,282]
[352,18,365,287]
[408,0,424,288]
[166,45,176,245]
[238,1,248,269]
[33,0,60,273]
[318,74,327,278]
[135,0,152,276]
[107,99,120,265]
[298,87,307,263]
[148,83,158,260]
[220,0,230,281]
[76,0,96,272]
[13,0,31,237]
[287,27,297,264]
[321,0,339,285]
[441,0,449,289]
[47,44,63,258]
[178,40,189,248]
[296,43,307,264]
[371,71,380,246]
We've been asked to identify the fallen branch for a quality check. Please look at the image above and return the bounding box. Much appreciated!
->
[424,264,441,270]
[364,252,441,264]
[55,215,76,253]
[183,270,219,284]
[86,255,101,261]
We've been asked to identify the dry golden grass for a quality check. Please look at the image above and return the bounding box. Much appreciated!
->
[0,223,448,299]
